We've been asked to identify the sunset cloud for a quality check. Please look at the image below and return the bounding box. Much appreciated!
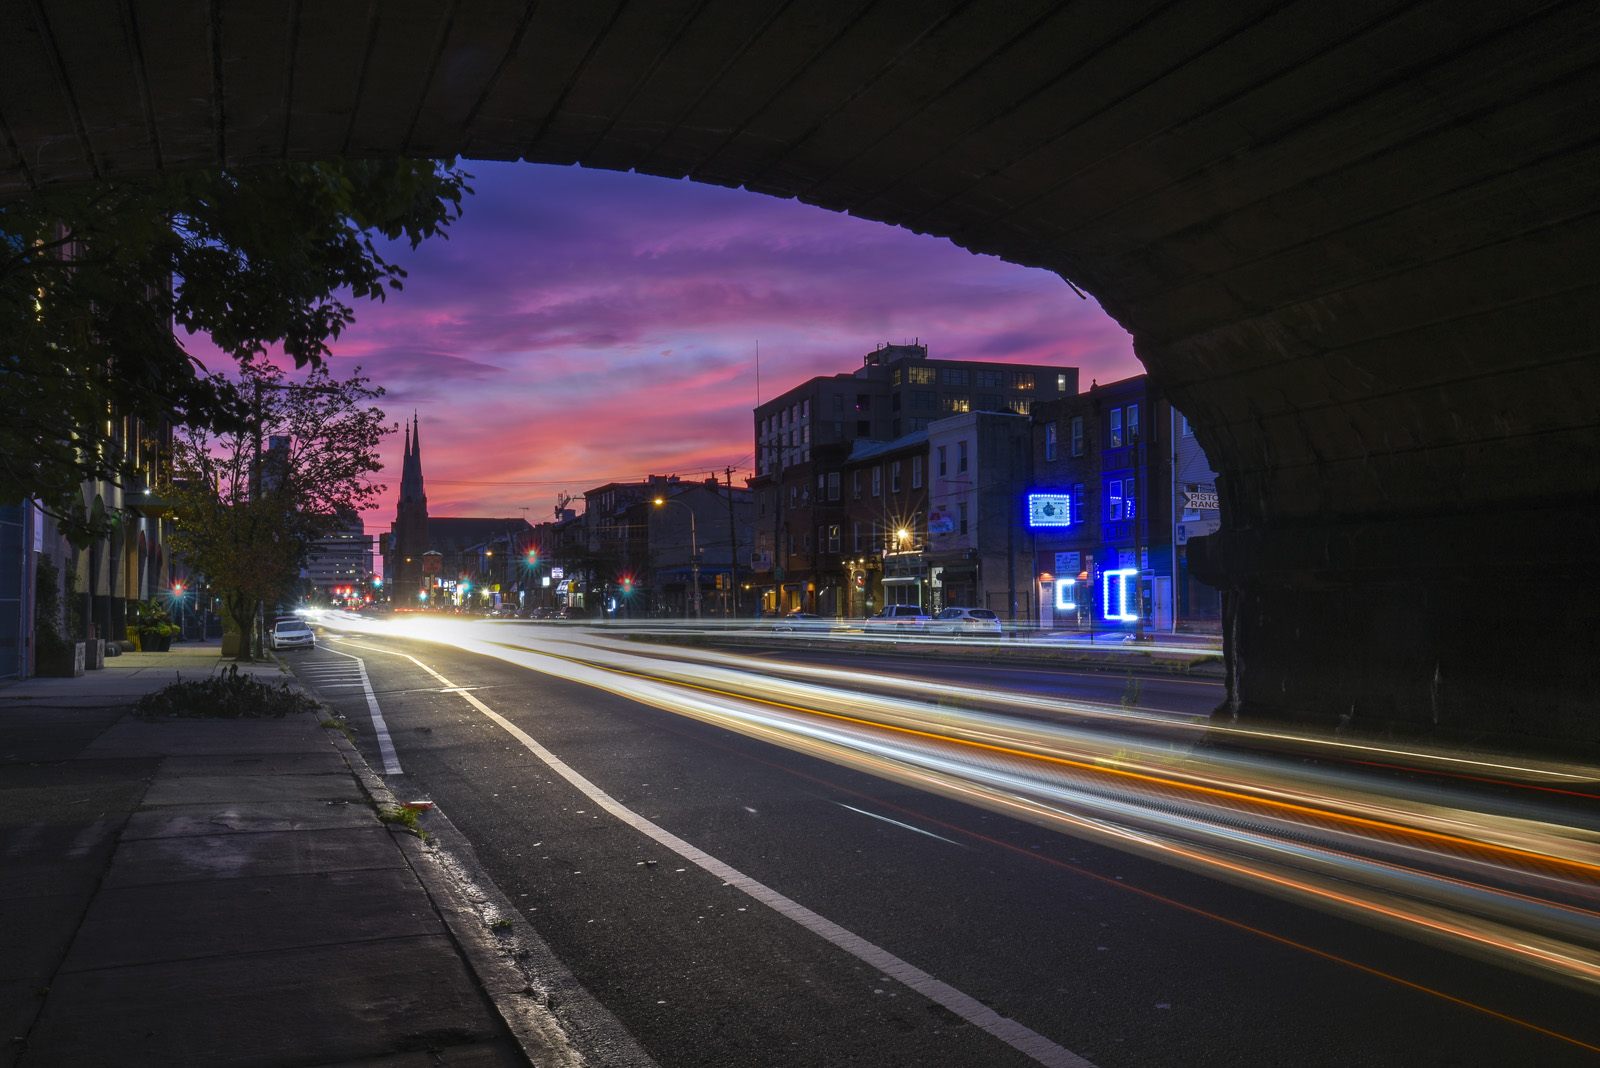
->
[196,161,1142,534]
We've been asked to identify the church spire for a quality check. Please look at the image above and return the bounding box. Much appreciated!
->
[399,411,426,506]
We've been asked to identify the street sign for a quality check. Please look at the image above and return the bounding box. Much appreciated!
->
[1184,490,1219,511]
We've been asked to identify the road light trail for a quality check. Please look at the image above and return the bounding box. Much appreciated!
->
[310,613,1600,996]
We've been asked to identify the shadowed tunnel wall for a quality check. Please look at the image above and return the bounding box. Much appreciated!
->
[3,0,1595,753]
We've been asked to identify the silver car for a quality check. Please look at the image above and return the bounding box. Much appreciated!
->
[929,606,1001,637]
[270,618,316,650]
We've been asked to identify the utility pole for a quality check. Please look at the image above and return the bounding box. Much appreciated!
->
[725,466,741,618]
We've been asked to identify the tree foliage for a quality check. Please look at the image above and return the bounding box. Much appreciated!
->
[159,360,388,659]
[0,158,468,542]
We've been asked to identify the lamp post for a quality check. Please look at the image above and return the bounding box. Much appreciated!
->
[653,496,700,619]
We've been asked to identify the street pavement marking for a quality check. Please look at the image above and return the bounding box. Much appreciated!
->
[331,637,1097,1068]
[317,645,402,774]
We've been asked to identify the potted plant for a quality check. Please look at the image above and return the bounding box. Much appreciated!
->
[134,599,178,652]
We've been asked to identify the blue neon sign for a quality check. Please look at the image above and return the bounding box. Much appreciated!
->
[1102,567,1139,622]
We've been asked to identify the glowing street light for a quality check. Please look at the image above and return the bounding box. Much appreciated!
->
[653,496,700,619]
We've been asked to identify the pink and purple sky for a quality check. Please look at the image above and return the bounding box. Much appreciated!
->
[198,161,1143,540]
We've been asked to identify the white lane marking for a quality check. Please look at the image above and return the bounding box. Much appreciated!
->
[835,803,966,848]
[333,638,1096,1068]
[316,645,402,774]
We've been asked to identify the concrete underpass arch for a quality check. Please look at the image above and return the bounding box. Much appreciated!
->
[3,1,1595,752]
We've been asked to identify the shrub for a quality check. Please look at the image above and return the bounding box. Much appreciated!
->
[135,665,321,719]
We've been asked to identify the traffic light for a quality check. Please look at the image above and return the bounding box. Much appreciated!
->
[621,576,634,595]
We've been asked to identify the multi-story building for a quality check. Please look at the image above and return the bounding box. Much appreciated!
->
[303,513,373,597]
[750,341,1077,616]
[925,412,1034,622]
[1030,374,1188,632]
[1172,409,1224,627]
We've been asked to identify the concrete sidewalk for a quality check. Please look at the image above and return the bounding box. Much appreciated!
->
[0,641,534,1067]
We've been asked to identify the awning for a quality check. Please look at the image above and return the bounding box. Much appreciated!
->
[881,576,924,586]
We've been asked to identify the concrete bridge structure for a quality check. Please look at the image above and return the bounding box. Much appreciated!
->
[4,1,1595,753]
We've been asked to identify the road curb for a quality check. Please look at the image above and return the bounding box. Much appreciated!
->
[319,718,659,1068]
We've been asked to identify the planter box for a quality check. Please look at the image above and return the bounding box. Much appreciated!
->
[37,641,86,678]
[221,632,242,657]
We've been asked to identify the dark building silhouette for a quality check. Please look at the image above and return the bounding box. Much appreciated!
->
[387,414,430,605]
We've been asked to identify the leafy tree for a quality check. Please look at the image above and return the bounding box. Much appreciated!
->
[1,159,468,544]
[159,360,388,660]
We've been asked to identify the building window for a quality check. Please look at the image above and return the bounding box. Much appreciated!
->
[1009,399,1031,416]
[1107,478,1123,521]
[853,521,862,551]
[856,393,871,411]
[759,490,768,515]
[857,420,871,436]
[911,390,936,410]
[872,466,882,496]
[891,392,902,411]
[958,502,968,536]
[892,369,902,387]
[891,461,902,493]
[908,366,935,385]
[827,471,840,500]
[957,441,968,473]
[827,525,840,553]
[937,445,947,476]
[977,369,1004,388]
[911,455,923,489]
[943,395,970,413]
[852,470,862,498]
[1073,483,1083,525]
[1125,476,1137,520]
[802,423,811,444]
[803,529,810,552]
[979,394,1003,411]
[790,403,798,425]
[790,486,798,509]
[908,417,930,431]
[1045,422,1057,461]
[802,399,810,419]
[1127,403,1140,443]
[1011,372,1035,390]
[940,367,969,387]
[1071,416,1084,457]
[1109,408,1123,448]
[1058,373,1069,392]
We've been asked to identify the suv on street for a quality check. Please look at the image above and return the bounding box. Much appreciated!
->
[929,606,1002,637]
[864,605,931,631]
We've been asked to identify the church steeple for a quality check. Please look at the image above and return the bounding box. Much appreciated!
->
[399,411,426,506]
[390,410,430,604]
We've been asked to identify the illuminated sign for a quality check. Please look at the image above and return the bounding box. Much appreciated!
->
[1103,568,1139,622]
[1027,493,1073,527]
[1055,578,1076,611]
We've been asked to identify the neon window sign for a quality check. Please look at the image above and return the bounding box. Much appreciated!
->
[1026,493,1073,527]
[1103,568,1139,622]
[1055,578,1076,611]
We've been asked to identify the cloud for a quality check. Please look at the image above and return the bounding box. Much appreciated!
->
[203,161,1141,529]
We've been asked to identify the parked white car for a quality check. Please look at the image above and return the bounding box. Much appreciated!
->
[929,606,1002,637]
[270,618,315,650]
[864,605,931,631]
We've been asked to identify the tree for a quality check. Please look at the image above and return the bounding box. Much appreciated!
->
[1,158,468,543]
[159,360,389,660]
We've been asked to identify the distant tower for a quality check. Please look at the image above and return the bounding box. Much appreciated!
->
[391,413,430,603]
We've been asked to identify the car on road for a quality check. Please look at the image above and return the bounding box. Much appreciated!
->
[772,612,833,634]
[270,618,316,650]
[864,605,931,631]
[928,606,1002,637]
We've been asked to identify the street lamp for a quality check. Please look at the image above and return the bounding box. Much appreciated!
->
[653,496,700,619]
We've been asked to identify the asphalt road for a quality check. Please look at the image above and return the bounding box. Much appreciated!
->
[282,633,1600,1068]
